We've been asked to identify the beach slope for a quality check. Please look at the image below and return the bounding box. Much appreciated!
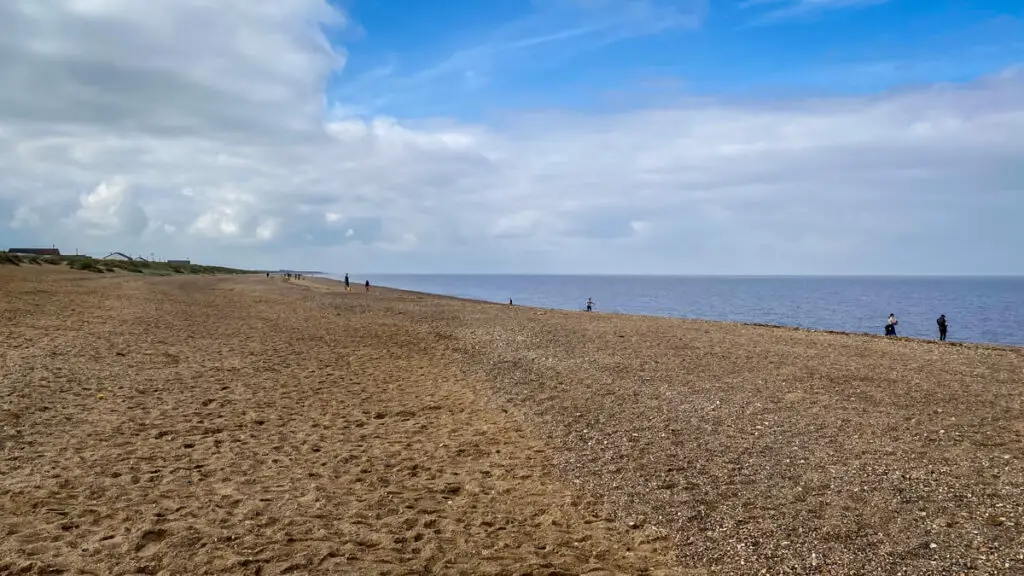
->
[2,266,1023,574]
[0,266,681,575]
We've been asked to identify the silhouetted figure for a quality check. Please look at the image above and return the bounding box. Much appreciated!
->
[586,297,594,312]
[344,273,350,292]
[885,313,898,336]
[937,314,948,341]
[509,298,513,306]
[365,280,370,293]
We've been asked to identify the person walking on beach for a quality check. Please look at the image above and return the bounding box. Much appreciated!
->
[885,313,898,336]
[344,273,350,292]
[585,297,594,312]
[937,314,948,341]
[365,279,370,293]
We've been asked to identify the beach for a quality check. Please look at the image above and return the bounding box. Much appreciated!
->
[2,265,1022,575]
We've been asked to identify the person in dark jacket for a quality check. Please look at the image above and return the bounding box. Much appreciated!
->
[885,313,898,336]
[937,314,948,341]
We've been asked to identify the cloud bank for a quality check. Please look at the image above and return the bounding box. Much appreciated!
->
[1,1,1021,274]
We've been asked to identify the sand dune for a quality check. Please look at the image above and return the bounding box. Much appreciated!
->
[2,265,1023,575]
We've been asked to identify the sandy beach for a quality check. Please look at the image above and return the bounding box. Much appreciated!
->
[2,265,1022,575]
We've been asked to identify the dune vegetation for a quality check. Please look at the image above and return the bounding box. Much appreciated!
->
[0,251,251,275]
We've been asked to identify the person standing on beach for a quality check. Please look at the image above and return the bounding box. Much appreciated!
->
[937,314,948,341]
[885,313,898,336]
[365,280,370,293]
[586,297,594,312]
[344,273,350,292]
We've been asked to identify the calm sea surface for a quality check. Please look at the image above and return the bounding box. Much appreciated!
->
[339,275,1024,347]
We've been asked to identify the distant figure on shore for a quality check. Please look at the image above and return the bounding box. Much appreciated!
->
[937,314,948,341]
[344,273,350,292]
[509,298,513,306]
[885,313,898,336]
[365,280,370,293]
[266,272,270,278]
[586,297,594,312]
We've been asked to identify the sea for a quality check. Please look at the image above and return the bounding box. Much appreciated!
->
[335,275,1024,347]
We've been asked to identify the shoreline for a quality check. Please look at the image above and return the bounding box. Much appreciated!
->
[310,274,1024,352]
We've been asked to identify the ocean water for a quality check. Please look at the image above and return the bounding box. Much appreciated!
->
[344,275,1024,347]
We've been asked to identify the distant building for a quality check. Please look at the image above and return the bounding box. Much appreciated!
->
[167,259,191,266]
[8,248,61,256]
[102,252,134,261]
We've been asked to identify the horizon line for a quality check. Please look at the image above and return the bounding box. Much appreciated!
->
[317,272,1024,278]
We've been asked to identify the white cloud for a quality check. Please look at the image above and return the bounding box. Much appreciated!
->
[255,218,279,241]
[0,1,1022,274]
[189,207,242,239]
[629,220,651,235]
[740,0,890,24]
[69,178,148,236]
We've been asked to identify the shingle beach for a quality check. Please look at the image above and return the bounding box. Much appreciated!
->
[2,265,1022,575]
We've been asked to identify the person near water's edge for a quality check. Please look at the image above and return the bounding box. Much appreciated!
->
[937,314,948,341]
[885,313,898,336]
[586,297,594,312]
[365,280,370,293]
[344,273,350,292]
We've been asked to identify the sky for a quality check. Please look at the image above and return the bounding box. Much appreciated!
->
[0,0,1022,275]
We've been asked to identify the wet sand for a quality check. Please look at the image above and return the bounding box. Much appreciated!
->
[2,265,1022,575]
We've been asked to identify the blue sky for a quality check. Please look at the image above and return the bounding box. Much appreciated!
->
[333,0,1024,118]
[0,0,1022,274]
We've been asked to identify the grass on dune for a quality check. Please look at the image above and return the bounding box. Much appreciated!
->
[0,251,252,275]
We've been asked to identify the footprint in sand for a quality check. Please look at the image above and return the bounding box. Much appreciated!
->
[135,529,167,557]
